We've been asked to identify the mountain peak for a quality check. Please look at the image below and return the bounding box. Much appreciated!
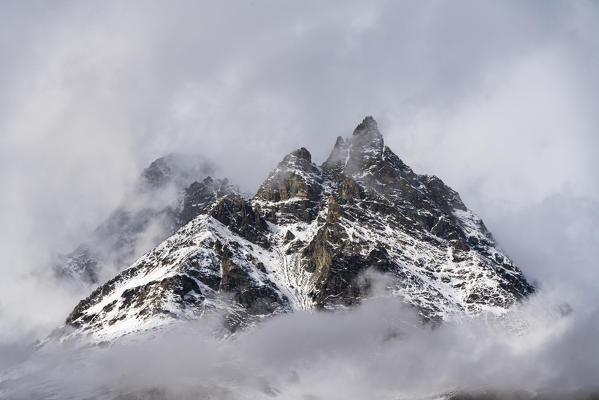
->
[322,117,384,172]
[178,176,238,226]
[289,147,312,162]
[353,115,378,135]
[60,117,535,342]
[329,116,384,177]
[141,153,215,189]
[255,147,323,223]
[351,115,383,146]
[323,136,349,170]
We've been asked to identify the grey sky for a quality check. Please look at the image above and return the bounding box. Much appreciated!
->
[0,0,598,384]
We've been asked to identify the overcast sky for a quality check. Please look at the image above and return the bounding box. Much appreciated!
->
[0,0,598,378]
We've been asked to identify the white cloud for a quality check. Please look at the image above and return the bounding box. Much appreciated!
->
[0,1,598,395]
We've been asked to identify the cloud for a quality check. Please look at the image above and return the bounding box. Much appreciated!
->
[2,293,598,399]
[0,1,598,396]
[488,195,599,299]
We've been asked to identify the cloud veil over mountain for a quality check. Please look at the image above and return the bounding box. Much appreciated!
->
[0,1,598,399]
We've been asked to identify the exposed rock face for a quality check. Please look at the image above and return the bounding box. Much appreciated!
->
[65,215,290,338]
[178,177,237,226]
[209,193,270,246]
[255,147,323,224]
[54,154,221,286]
[63,117,534,341]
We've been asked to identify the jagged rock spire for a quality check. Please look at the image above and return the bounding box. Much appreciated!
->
[323,115,385,175]
[178,176,237,226]
[255,147,323,223]
[289,147,312,162]
[323,136,349,170]
[351,115,384,146]
[347,116,384,174]
[352,115,378,135]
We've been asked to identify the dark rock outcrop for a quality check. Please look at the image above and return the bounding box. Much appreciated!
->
[255,147,323,223]
[178,177,237,226]
[209,194,269,246]
[54,155,224,285]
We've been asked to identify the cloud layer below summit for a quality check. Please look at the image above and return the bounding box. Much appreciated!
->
[0,1,598,393]
[5,292,599,399]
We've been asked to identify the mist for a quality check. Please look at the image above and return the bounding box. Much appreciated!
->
[2,290,598,399]
[1,0,598,398]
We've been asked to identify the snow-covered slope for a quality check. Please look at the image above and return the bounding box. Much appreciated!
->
[63,117,534,341]
[53,154,228,286]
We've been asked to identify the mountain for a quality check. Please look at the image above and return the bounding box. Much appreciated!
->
[63,117,534,342]
[53,153,225,286]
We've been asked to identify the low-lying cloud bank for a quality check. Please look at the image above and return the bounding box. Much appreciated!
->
[1,1,598,398]
[1,0,598,346]
[1,287,598,400]
[1,191,597,399]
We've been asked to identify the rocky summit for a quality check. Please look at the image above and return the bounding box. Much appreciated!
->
[63,117,534,341]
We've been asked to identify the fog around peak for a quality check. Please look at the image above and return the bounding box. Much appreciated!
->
[0,1,598,397]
